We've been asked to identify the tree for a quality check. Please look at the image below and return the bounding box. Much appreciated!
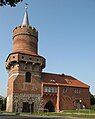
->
[2,98,6,110]
[0,0,23,7]
[0,98,3,111]
[90,93,95,105]
[0,97,6,111]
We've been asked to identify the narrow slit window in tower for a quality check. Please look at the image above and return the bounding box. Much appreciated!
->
[25,72,31,82]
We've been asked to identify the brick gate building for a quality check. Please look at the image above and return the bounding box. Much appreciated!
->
[5,8,90,112]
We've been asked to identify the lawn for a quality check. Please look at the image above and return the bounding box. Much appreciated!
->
[1,109,95,118]
[33,109,95,118]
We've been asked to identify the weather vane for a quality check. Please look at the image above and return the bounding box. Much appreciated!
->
[25,3,29,9]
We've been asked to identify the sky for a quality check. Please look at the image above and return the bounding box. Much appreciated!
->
[0,0,95,97]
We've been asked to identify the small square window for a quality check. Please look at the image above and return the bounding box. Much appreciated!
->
[22,56,24,59]
[29,58,32,60]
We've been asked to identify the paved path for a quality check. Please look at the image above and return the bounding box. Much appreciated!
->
[0,115,64,119]
[0,115,75,119]
[0,115,95,119]
[0,115,69,119]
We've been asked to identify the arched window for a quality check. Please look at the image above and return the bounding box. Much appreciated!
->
[25,72,31,82]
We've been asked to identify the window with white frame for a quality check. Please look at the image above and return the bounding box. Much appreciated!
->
[43,86,57,93]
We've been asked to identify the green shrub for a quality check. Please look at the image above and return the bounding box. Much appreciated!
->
[15,112,20,115]
[90,105,95,110]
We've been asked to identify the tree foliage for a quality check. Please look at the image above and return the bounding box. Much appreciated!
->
[0,97,6,111]
[90,93,95,105]
[0,98,3,110]
[0,0,23,7]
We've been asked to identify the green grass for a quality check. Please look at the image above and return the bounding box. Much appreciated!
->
[31,109,95,118]
[1,109,95,118]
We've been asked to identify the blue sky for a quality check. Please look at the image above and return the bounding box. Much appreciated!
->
[0,0,95,96]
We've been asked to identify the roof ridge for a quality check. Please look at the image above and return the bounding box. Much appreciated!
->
[42,72,89,88]
[42,72,64,76]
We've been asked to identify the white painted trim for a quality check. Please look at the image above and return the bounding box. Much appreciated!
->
[9,73,25,79]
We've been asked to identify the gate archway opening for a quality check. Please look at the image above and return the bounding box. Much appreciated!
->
[44,101,55,112]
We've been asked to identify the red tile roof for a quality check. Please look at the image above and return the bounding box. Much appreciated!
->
[42,72,89,88]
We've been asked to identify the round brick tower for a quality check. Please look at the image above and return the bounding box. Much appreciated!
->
[13,25,38,55]
[6,7,46,112]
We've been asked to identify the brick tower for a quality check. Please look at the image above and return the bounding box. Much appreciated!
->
[6,7,46,112]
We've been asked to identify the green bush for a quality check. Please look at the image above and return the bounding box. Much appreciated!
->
[90,105,95,110]
[15,112,20,115]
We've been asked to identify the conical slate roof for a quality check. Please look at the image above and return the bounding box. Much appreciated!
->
[21,7,29,27]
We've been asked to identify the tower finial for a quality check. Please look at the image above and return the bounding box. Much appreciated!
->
[21,3,29,27]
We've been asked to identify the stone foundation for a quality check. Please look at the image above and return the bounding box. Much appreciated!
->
[12,93,41,112]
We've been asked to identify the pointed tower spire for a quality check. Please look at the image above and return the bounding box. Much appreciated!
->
[21,6,29,27]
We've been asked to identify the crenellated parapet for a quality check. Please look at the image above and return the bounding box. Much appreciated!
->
[13,26,38,39]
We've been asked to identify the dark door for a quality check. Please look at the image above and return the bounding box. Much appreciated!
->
[22,102,34,113]
[22,102,30,112]
[44,101,55,112]
[30,102,34,113]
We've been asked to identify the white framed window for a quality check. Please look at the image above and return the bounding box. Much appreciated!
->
[43,86,57,93]
[74,89,81,94]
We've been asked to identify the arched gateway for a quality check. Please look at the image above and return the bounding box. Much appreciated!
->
[44,101,55,112]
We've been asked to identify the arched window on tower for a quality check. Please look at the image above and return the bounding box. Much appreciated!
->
[25,72,31,83]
